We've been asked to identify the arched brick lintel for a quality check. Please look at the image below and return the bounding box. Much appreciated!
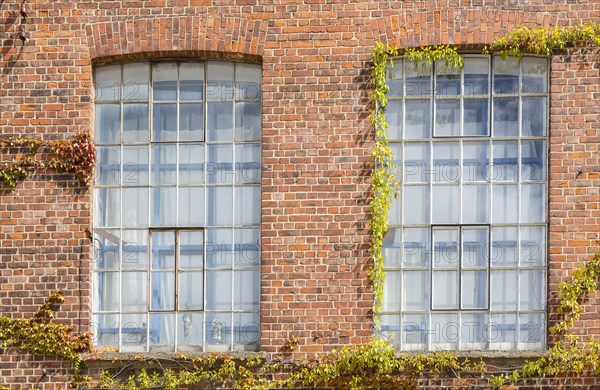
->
[371,9,559,49]
[86,16,267,62]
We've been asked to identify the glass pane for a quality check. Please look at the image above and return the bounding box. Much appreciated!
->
[463,141,489,182]
[520,226,545,267]
[492,141,518,182]
[95,65,121,102]
[122,187,149,228]
[461,313,488,349]
[491,270,517,310]
[389,191,401,225]
[462,184,489,224]
[207,102,233,141]
[492,184,518,224]
[435,99,460,137]
[207,187,233,226]
[403,228,429,268]
[522,97,547,136]
[122,229,149,270]
[236,63,261,100]
[490,227,518,268]
[93,314,119,349]
[94,188,120,227]
[152,103,177,141]
[463,98,488,136]
[123,63,149,101]
[151,272,175,310]
[151,187,177,226]
[386,100,402,140]
[433,228,459,268]
[402,270,428,311]
[122,272,148,312]
[430,313,459,350]
[404,99,431,139]
[177,312,203,351]
[123,146,149,186]
[205,312,231,348]
[432,185,459,224]
[521,183,546,223]
[234,312,259,349]
[402,314,427,350]
[432,142,459,183]
[180,230,204,269]
[93,229,120,270]
[151,231,175,269]
[153,63,177,101]
[206,270,232,310]
[435,60,460,96]
[93,271,120,312]
[405,62,431,96]
[151,144,176,185]
[432,271,458,309]
[520,270,545,310]
[382,271,400,312]
[207,61,234,101]
[462,228,488,268]
[95,104,120,144]
[234,270,259,311]
[235,186,260,226]
[493,57,519,94]
[179,103,204,142]
[403,185,429,224]
[383,228,401,268]
[149,313,175,351]
[121,313,147,351]
[179,144,205,185]
[96,146,120,186]
[234,228,260,269]
[387,59,403,98]
[521,140,546,181]
[179,187,205,226]
[235,101,261,141]
[235,144,261,184]
[490,314,517,349]
[464,57,489,95]
[207,144,233,184]
[404,142,429,183]
[521,57,548,94]
[206,229,233,269]
[462,271,488,309]
[493,97,519,137]
[179,272,203,310]
[519,313,544,349]
[378,314,400,346]
[180,63,204,100]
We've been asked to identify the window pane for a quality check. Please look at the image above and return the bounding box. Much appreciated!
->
[151,144,176,185]
[151,231,175,269]
[490,314,517,349]
[519,313,544,349]
[378,314,400,345]
[521,183,546,223]
[493,98,519,137]
[492,184,518,224]
[122,229,149,270]
[179,272,203,310]
[235,144,261,184]
[493,57,518,94]
[463,98,488,136]
[122,272,148,312]
[520,226,545,267]
[207,144,233,184]
[234,270,259,311]
[93,271,120,312]
[235,101,261,141]
[151,187,177,226]
[179,144,205,185]
[179,103,204,142]
[180,63,204,100]
[95,65,121,102]
[93,314,119,349]
[431,313,459,350]
[491,270,517,310]
[521,140,546,181]
[490,227,518,268]
[463,141,489,182]
[432,142,459,183]
[404,142,429,183]
[462,184,489,224]
[179,187,205,226]
[386,100,402,140]
[521,57,547,94]
[95,104,120,144]
[151,272,175,310]
[207,102,233,141]
[432,271,458,309]
[206,270,232,310]
[387,59,403,98]
[402,271,428,311]
[522,97,547,136]
[405,99,430,139]
[461,271,488,309]
[121,313,147,351]
[435,100,460,137]
[403,228,429,268]
[403,185,429,224]
[383,228,401,268]
[149,313,175,351]
[123,63,149,101]
[464,57,489,95]
[152,103,177,141]
[492,141,518,181]
[236,63,261,100]
[520,270,545,310]
[432,185,459,224]
[205,312,231,348]
[234,312,259,349]
[153,63,177,101]
[235,186,260,226]
[435,60,460,96]
[206,229,233,269]
[461,313,487,349]
[96,146,120,186]
[462,228,488,268]
[122,187,149,228]
[382,271,400,312]
[177,312,203,351]
[207,61,234,101]
[234,228,260,269]
[180,230,204,269]
[95,188,120,227]
[433,228,459,268]
[123,145,149,186]
[402,314,427,350]
[93,229,120,270]
[207,187,233,226]
[405,62,431,96]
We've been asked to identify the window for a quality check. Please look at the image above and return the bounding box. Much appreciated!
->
[380,55,548,351]
[92,61,261,352]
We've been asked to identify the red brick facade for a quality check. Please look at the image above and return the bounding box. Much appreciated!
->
[1,0,599,388]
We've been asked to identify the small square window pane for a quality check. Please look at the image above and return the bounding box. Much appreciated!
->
[520,270,545,310]
[521,183,546,223]
[179,144,205,185]
[403,228,429,268]
[493,57,519,94]
[463,141,489,182]
[522,97,547,136]
[519,313,544,349]
[149,313,175,351]
[93,229,120,270]
[122,271,148,312]
[464,57,489,95]
[205,312,231,348]
[151,144,176,185]
[122,229,149,270]
[151,188,177,226]
[177,313,203,351]
[521,57,548,94]
[402,270,428,311]
[431,313,459,350]
[405,62,431,96]
[432,142,459,183]
[382,271,400,312]
[433,228,459,268]
[235,101,261,141]
[123,145,149,186]
[179,272,203,310]
[435,100,460,137]
[207,144,233,184]
[461,313,488,349]
[383,228,401,268]
[386,59,403,98]
[93,271,120,312]
[462,271,488,309]
[206,229,233,269]
[492,141,518,182]
[234,228,260,269]
[207,187,233,226]
[95,188,120,227]
[179,187,205,226]
[121,313,147,351]
[520,226,545,266]
[490,227,518,267]
[235,186,260,226]
[179,103,204,142]
[152,103,177,141]
[122,187,149,228]
[389,192,400,225]
[96,146,120,186]
[180,230,204,269]
[180,63,204,100]
[492,184,518,224]
[236,63,261,100]
[207,102,233,141]
[95,104,120,144]
[432,271,458,309]
[462,184,489,224]
[432,185,459,224]
[405,99,431,139]
[402,314,427,350]
[493,98,519,137]
[521,140,546,181]
[377,314,400,346]
[95,65,121,102]
[123,63,149,101]
[490,314,517,350]
[463,98,488,136]
[491,270,517,310]
[207,61,234,100]
[206,270,232,310]
[403,185,429,224]
[435,60,460,96]
[234,270,259,311]
[386,100,402,140]
[462,228,488,268]
[151,231,175,269]
[235,144,261,184]
[404,142,429,183]
[151,272,175,310]
[153,63,178,101]
[93,314,119,349]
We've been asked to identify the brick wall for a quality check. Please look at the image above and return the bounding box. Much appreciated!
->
[1,0,599,387]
